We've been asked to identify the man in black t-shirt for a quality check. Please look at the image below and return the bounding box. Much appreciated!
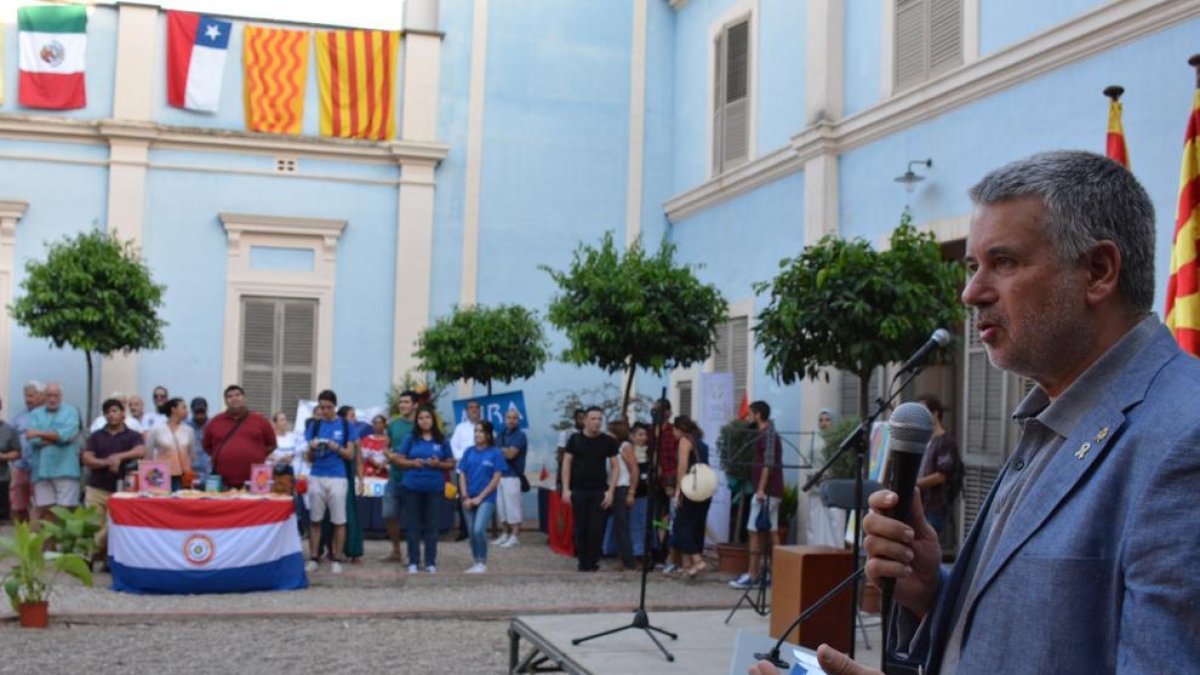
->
[561,406,618,572]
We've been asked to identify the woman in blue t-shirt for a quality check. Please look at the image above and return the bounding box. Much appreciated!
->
[397,405,455,573]
[457,420,506,574]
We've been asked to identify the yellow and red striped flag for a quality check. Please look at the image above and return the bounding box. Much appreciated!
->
[315,30,399,140]
[1104,85,1130,168]
[243,26,310,135]
[1165,60,1200,357]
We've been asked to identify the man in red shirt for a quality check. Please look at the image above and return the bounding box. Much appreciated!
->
[201,385,275,488]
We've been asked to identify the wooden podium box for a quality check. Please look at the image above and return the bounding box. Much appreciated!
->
[770,545,855,652]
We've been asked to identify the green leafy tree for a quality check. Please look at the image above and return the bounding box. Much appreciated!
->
[414,304,550,396]
[10,229,166,422]
[543,231,728,413]
[753,213,965,421]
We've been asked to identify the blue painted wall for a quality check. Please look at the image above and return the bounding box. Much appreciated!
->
[843,0,883,118]
[671,172,806,438]
[1,6,117,120]
[839,16,1200,316]
[3,148,110,413]
[979,0,1108,56]
[758,0,806,146]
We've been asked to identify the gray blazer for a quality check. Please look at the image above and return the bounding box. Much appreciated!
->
[907,325,1200,673]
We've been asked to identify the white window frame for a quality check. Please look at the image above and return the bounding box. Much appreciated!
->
[707,0,759,177]
[219,213,345,397]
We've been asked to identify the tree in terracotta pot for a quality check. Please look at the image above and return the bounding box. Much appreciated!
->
[1,521,94,628]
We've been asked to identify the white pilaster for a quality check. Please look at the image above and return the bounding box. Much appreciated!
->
[805,0,844,125]
[625,0,648,248]
[112,4,158,121]
[0,201,29,404]
[459,0,490,308]
[391,18,445,384]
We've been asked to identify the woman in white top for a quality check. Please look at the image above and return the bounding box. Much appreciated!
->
[607,420,640,571]
[147,398,195,491]
[269,412,302,468]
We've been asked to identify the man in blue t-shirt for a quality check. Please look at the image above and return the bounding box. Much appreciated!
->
[495,408,527,547]
[303,389,357,574]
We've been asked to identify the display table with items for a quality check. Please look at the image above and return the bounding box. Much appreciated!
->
[106,492,308,595]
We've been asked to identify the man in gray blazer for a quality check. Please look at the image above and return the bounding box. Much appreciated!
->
[797,150,1200,675]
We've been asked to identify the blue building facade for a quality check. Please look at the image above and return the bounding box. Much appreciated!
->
[2,0,1197,538]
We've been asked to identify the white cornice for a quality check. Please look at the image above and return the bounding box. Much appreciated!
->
[665,0,1200,223]
[219,213,348,239]
[0,115,449,165]
[0,201,29,221]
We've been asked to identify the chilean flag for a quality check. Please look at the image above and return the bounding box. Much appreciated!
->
[166,11,231,112]
[107,497,307,595]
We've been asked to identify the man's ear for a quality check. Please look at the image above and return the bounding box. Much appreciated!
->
[1084,240,1122,307]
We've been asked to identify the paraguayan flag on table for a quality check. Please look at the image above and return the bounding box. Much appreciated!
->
[107,497,307,594]
[166,10,232,112]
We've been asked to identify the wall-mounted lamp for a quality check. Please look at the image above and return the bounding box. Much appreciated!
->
[894,159,933,192]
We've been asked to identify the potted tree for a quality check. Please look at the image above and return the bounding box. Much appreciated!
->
[1,521,94,628]
[716,418,759,574]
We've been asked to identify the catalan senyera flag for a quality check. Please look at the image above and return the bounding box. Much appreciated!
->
[1165,83,1200,357]
[243,26,310,134]
[315,30,399,140]
[1106,97,1130,168]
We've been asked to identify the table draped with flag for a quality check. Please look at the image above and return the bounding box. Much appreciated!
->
[107,495,307,594]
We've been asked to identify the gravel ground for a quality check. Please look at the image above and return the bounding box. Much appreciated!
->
[0,527,747,673]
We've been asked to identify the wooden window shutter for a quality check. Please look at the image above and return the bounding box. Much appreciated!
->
[678,380,694,418]
[241,298,277,417]
[240,297,316,420]
[730,316,749,407]
[963,313,1007,462]
[279,300,316,423]
[928,0,963,76]
[894,0,927,91]
[839,367,883,420]
[722,20,750,170]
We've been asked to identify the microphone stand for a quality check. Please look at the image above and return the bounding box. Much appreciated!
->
[572,387,678,661]
[797,363,926,667]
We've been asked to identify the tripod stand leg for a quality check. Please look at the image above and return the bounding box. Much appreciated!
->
[646,624,679,640]
[641,627,676,662]
[571,623,632,646]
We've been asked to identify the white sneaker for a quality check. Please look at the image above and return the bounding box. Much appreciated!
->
[728,573,753,589]
[425,565,437,574]
[305,559,319,573]
[407,564,419,574]
[501,535,519,548]
[465,562,485,574]
[331,561,344,575]
[492,534,508,545]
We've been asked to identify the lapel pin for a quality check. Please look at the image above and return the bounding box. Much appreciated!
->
[1095,427,1109,442]
[1075,442,1092,460]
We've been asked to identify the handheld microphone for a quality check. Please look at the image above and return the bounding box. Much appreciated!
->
[894,328,951,380]
[885,401,936,527]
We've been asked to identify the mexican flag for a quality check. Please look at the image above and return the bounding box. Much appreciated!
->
[18,5,87,110]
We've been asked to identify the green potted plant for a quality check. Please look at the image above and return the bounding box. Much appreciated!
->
[716,419,760,574]
[39,505,103,561]
[778,483,800,542]
[1,521,94,628]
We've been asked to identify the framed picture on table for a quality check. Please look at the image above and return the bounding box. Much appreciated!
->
[138,461,171,494]
[249,464,272,494]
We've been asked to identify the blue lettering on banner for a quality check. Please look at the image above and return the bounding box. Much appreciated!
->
[452,391,529,430]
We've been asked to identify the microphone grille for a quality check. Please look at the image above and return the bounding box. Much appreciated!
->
[932,328,951,347]
[889,401,935,447]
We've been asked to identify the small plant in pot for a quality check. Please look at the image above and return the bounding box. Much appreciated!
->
[1,521,94,628]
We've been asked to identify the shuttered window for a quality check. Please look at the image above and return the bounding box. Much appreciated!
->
[712,316,749,410]
[839,367,886,421]
[240,297,317,421]
[712,18,750,175]
[677,379,694,418]
[960,310,1032,535]
[894,0,963,92]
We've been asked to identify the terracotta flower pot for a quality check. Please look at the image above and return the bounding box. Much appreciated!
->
[18,601,49,628]
[716,542,749,575]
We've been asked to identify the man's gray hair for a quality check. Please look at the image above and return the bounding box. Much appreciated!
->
[23,380,45,393]
[969,150,1156,312]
